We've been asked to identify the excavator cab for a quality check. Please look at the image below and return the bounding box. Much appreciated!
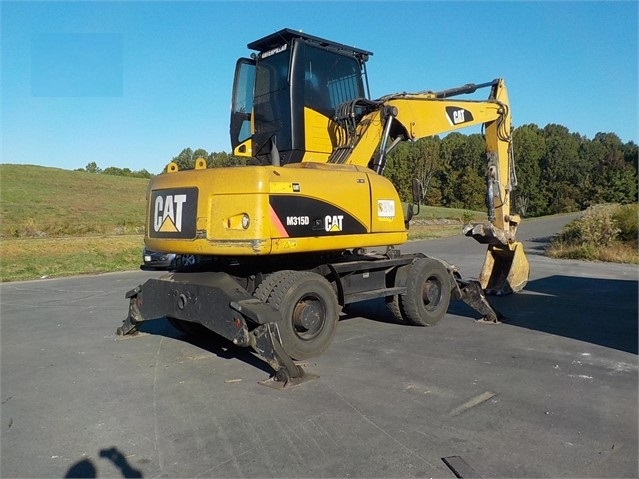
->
[230,28,372,165]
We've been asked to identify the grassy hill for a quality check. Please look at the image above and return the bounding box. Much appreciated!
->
[0,164,148,238]
[0,165,149,281]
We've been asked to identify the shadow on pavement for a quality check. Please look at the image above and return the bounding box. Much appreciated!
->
[342,273,638,355]
[491,275,638,354]
[341,299,400,324]
[134,317,273,375]
[66,447,142,478]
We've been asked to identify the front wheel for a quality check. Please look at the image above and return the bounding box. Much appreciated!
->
[267,271,340,360]
[399,258,452,326]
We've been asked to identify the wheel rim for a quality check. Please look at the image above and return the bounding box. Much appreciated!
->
[422,276,443,311]
[291,294,326,341]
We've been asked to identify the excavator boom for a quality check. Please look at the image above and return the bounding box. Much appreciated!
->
[326,78,528,294]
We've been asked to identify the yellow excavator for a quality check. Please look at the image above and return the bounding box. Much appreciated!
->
[118,29,529,386]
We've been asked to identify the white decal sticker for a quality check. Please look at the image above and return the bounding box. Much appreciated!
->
[377,200,395,218]
[286,216,310,226]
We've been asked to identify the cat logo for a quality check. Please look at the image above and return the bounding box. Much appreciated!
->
[325,215,343,232]
[445,106,474,126]
[149,188,197,238]
[154,194,186,232]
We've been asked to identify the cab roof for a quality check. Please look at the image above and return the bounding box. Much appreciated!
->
[247,28,372,61]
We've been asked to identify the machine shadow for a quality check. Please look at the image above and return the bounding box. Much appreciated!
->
[135,318,273,375]
[341,299,400,324]
[341,274,638,355]
[486,274,638,354]
[340,296,486,324]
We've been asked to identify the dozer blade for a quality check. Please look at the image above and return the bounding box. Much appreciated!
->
[478,241,529,295]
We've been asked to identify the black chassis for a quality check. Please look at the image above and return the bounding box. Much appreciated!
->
[117,249,500,387]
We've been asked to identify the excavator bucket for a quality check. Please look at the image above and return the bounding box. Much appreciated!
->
[478,242,529,295]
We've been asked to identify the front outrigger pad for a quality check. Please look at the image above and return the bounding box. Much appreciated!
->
[259,365,319,389]
[251,323,320,388]
[455,278,506,324]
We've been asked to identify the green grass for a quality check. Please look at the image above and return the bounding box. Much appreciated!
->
[409,204,485,222]
[0,164,149,281]
[0,235,144,282]
[0,164,148,238]
[405,203,485,240]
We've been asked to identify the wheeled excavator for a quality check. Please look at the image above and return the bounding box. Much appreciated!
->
[117,29,530,387]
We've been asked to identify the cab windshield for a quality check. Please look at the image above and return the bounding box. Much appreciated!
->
[301,44,365,117]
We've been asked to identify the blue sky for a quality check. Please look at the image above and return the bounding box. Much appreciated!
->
[2,1,637,175]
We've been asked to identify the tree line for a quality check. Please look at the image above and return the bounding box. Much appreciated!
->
[383,124,637,217]
[76,161,153,179]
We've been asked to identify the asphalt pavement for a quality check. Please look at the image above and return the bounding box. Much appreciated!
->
[1,214,637,478]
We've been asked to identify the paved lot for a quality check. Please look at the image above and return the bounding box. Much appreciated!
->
[2,214,637,478]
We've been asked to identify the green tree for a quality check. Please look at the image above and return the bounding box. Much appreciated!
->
[208,151,248,168]
[171,147,195,170]
[587,133,638,204]
[512,124,545,217]
[384,143,414,201]
[85,161,101,174]
[453,165,485,211]
[439,133,485,209]
[540,125,587,213]
[193,148,209,164]
[131,169,152,179]
[438,133,466,207]
[413,137,444,206]
[622,140,638,172]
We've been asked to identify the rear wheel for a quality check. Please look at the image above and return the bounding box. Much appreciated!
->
[399,258,451,326]
[266,271,340,360]
[254,270,294,302]
[176,254,198,270]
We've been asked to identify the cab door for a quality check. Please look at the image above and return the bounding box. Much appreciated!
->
[230,58,255,156]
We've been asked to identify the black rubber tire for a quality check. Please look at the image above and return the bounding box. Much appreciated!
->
[385,264,410,324]
[176,254,198,270]
[386,296,405,324]
[253,270,294,301]
[266,271,340,360]
[399,258,451,326]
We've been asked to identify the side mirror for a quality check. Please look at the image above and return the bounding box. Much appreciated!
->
[405,178,424,229]
[412,178,424,204]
